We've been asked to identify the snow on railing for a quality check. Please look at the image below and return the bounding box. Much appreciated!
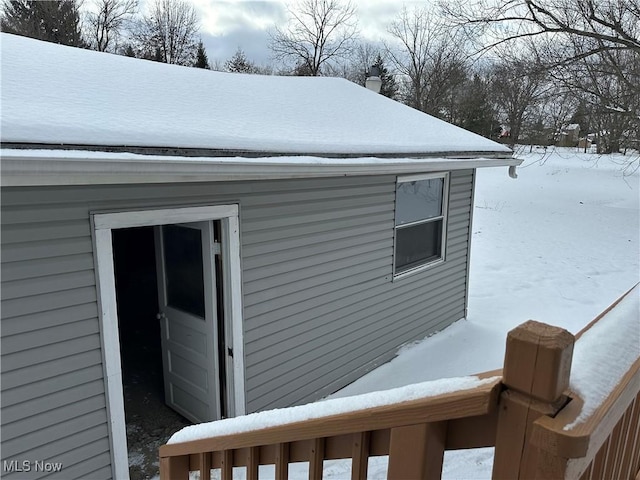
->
[529,284,640,480]
[167,376,500,446]
[159,284,640,480]
[159,374,502,479]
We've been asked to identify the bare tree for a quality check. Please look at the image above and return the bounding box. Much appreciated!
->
[441,0,640,133]
[386,6,468,116]
[134,0,199,65]
[385,7,431,111]
[86,0,138,52]
[547,33,639,152]
[541,89,579,145]
[490,54,549,147]
[442,0,639,60]
[269,0,358,76]
[340,41,378,84]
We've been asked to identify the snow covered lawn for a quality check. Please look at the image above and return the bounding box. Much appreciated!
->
[168,147,639,480]
[334,147,639,396]
[328,147,640,479]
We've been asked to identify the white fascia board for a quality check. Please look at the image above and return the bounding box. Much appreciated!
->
[0,150,522,187]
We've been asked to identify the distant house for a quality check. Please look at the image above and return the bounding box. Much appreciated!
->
[557,123,581,147]
[578,136,594,150]
[0,33,520,479]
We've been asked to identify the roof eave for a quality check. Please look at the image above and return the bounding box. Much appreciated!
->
[1,142,514,159]
[0,149,522,187]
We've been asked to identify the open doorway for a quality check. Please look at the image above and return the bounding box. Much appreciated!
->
[93,204,245,480]
[112,226,191,480]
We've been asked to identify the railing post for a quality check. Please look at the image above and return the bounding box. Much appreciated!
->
[493,320,575,480]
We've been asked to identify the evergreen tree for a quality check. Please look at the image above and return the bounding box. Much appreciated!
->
[193,41,209,69]
[457,74,497,138]
[1,0,86,47]
[225,47,256,73]
[372,54,398,99]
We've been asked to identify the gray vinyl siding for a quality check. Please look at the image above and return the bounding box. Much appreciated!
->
[1,170,474,478]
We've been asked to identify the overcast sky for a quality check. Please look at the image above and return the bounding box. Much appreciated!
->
[177,1,423,67]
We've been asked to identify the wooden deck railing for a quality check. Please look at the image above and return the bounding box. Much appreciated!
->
[159,285,639,479]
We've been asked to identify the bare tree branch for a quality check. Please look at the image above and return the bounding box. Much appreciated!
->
[269,0,358,76]
[385,6,469,115]
[441,0,639,151]
[86,0,138,52]
[133,0,199,65]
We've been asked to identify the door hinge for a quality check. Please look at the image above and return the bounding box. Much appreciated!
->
[227,347,233,358]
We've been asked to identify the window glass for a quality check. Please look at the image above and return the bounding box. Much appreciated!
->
[163,225,205,318]
[395,221,443,273]
[394,174,447,275]
[395,178,443,225]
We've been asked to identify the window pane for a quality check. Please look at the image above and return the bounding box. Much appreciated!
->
[163,225,205,318]
[395,220,443,273]
[396,178,443,225]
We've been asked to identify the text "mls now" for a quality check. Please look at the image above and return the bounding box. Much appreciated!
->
[3,460,64,473]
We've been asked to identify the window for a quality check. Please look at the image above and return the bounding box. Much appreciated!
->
[394,173,448,276]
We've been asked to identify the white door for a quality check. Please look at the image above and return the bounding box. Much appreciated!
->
[155,222,221,423]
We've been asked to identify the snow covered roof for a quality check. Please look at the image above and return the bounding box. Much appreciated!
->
[1,33,511,158]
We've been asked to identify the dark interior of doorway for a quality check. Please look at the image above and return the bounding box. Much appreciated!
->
[112,227,191,480]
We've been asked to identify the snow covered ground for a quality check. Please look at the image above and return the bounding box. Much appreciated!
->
[327,146,640,479]
[334,147,639,397]
[167,147,640,479]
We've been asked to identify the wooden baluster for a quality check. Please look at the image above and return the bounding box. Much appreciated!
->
[247,446,259,480]
[612,404,635,480]
[221,450,233,480]
[621,394,640,480]
[199,452,211,480]
[603,418,624,479]
[493,320,575,479]
[309,438,325,480]
[159,455,189,480]
[628,393,640,480]
[387,422,446,480]
[275,442,289,480]
[351,432,370,480]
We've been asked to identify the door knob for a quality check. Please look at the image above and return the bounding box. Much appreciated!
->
[156,312,166,320]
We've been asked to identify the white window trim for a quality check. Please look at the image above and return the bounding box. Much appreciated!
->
[91,205,245,480]
[393,172,449,279]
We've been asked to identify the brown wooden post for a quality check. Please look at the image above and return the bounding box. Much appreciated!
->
[309,438,325,480]
[159,455,189,480]
[275,442,289,480]
[387,422,446,480]
[221,450,233,480]
[351,432,370,480]
[199,452,212,480]
[247,446,259,480]
[493,320,575,480]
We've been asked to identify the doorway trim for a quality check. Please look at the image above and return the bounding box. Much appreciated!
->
[91,205,245,480]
